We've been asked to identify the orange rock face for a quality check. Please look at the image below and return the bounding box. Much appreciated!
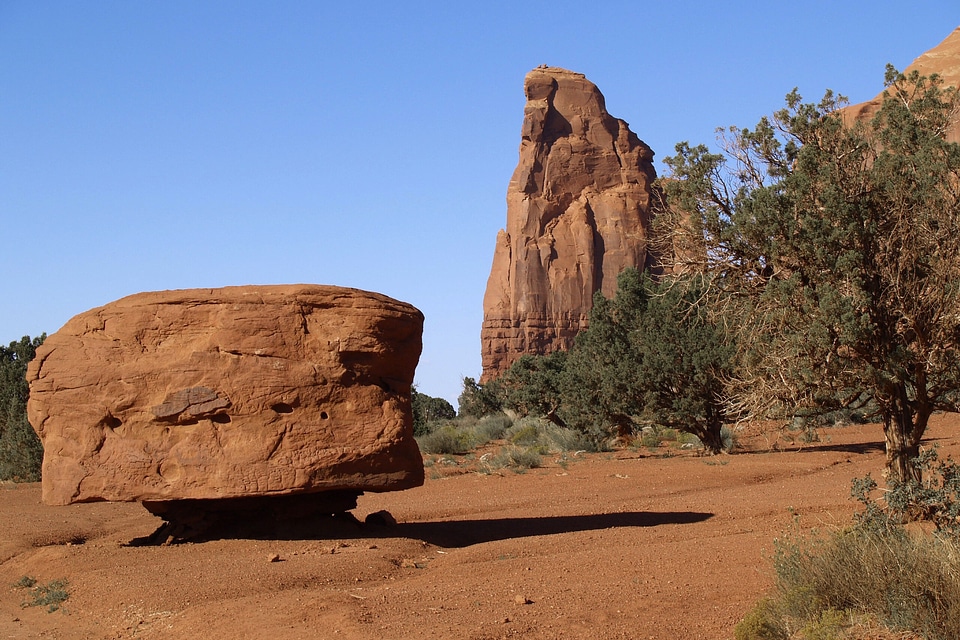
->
[844,26,960,141]
[26,285,425,506]
[480,67,658,381]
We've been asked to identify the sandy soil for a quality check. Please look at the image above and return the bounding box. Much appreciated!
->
[2,416,958,640]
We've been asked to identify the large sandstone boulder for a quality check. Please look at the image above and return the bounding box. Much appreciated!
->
[26,285,425,509]
[480,66,658,382]
[844,26,960,141]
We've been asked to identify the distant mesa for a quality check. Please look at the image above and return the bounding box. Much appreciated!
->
[480,66,659,382]
[26,284,424,540]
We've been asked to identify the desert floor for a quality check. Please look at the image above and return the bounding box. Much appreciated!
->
[3,416,958,640]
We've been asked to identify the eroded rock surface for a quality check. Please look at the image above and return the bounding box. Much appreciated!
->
[480,66,658,381]
[27,285,425,507]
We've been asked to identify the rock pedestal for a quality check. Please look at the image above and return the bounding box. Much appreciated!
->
[480,67,658,382]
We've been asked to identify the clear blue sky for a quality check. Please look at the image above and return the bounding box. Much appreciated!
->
[2,2,958,405]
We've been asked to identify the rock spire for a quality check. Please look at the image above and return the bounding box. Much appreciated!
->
[480,67,658,382]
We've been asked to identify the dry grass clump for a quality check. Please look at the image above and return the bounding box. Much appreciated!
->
[738,452,960,640]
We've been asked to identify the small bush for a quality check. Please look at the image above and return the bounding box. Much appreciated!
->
[416,424,475,455]
[720,425,737,452]
[505,420,540,446]
[677,431,702,447]
[543,424,609,453]
[504,446,542,469]
[16,577,69,613]
[734,598,787,640]
[742,456,960,640]
[474,413,512,441]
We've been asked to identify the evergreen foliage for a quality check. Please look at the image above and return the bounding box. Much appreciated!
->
[661,67,960,480]
[457,376,502,418]
[410,387,455,436]
[494,268,735,453]
[562,268,734,452]
[0,335,45,482]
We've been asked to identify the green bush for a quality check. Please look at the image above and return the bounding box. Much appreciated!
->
[473,413,512,441]
[0,335,45,482]
[416,424,476,455]
[741,457,960,640]
[15,577,69,613]
[734,598,787,640]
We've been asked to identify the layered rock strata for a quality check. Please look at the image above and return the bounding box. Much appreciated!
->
[27,285,425,511]
[480,66,658,382]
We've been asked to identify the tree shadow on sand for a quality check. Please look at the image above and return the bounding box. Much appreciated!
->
[131,510,714,547]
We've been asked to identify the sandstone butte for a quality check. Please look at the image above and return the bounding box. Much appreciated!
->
[480,66,658,382]
[26,285,425,514]
[843,25,960,140]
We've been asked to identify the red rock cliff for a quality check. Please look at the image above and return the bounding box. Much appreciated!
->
[480,67,658,382]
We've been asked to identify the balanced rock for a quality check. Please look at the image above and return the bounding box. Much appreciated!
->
[480,67,658,382]
[27,285,425,507]
[844,26,960,142]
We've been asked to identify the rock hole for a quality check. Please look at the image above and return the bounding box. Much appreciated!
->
[320,411,329,420]
[210,414,231,424]
[104,415,122,429]
[271,403,294,414]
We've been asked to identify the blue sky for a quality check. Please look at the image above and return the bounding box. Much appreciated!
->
[2,2,958,405]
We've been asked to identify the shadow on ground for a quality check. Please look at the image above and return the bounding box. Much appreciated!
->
[132,510,714,547]
[385,511,714,547]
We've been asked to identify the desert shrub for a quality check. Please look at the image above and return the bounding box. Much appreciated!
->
[480,446,542,472]
[503,446,542,469]
[734,598,787,640]
[639,429,661,449]
[473,413,512,441]
[741,457,960,640]
[542,423,609,453]
[416,424,476,455]
[505,419,541,446]
[772,526,960,639]
[855,448,960,539]
[415,413,514,456]
[15,577,69,613]
[720,426,737,452]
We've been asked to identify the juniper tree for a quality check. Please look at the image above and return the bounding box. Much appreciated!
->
[661,67,960,481]
[0,335,45,481]
[561,268,734,453]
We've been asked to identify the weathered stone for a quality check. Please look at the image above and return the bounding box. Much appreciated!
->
[480,66,658,382]
[844,26,960,142]
[26,285,425,507]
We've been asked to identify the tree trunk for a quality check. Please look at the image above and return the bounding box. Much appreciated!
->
[881,385,928,483]
[698,416,725,455]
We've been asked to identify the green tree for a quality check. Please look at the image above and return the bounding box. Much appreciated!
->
[410,387,456,436]
[562,268,734,452]
[497,351,568,427]
[661,67,960,481]
[457,376,502,419]
[0,335,45,481]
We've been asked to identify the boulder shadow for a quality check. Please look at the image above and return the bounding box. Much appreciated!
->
[132,509,713,547]
[379,511,715,548]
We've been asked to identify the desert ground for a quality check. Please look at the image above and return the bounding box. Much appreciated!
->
[3,416,959,640]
